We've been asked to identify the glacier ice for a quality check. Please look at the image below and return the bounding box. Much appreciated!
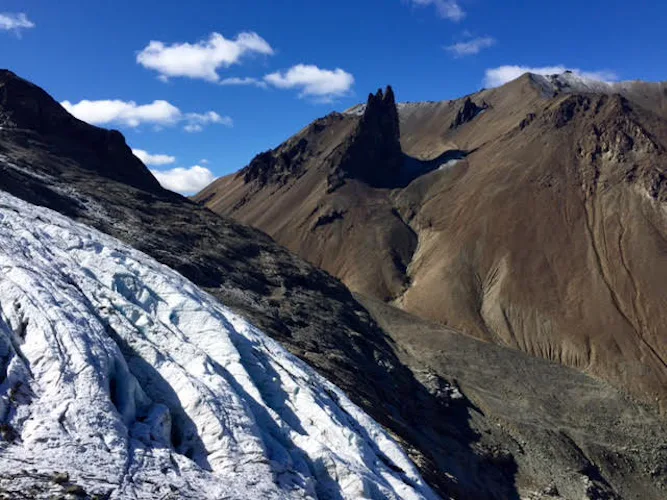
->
[0,190,436,499]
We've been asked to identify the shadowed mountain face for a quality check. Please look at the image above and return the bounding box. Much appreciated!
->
[0,70,161,193]
[2,70,667,499]
[197,75,667,417]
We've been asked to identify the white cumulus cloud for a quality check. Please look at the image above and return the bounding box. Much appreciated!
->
[446,36,496,57]
[483,65,618,88]
[61,99,181,128]
[409,0,465,21]
[150,165,215,195]
[132,149,176,166]
[61,99,231,132]
[0,12,35,33]
[264,64,354,100]
[137,32,274,82]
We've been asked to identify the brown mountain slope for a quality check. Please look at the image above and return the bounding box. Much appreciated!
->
[358,293,667,500]
[197,73,667,413]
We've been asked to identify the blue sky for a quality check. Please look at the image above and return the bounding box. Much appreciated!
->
[2,1,666,193]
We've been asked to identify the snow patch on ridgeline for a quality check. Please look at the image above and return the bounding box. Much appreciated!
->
[530,72,613,96]
[528,71,666,96]
[0,190,436,500]
[344,102,440,118]
[344,103,367,116]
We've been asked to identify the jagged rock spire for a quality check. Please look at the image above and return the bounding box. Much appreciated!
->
[241,85,404,191]
[335,85,403,188]
[362,86,400,145]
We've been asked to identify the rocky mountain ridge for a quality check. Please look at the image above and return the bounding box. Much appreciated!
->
[198,72,667,416]
[0,69,160,192]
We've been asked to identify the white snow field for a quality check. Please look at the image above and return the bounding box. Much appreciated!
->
[0,190,436,500]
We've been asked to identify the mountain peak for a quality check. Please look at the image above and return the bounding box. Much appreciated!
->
[0,69,162,193]
[0,69,74,132]
[365,85,397,114]
[368,88,383,102]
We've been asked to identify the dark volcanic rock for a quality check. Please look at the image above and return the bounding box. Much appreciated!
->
[336,86,403,187]
[450,97,488,129]
[235,86,406,193]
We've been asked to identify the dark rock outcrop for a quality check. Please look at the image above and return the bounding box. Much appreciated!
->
[450,97,488,129]
[335,86,403,187]
[237,86,405,193]
[239,114,347,187]
[0,69,76,133]
[241,137,311,187]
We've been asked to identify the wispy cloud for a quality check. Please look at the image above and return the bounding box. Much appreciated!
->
[264,64,354,101]
[132,149,176,166]
[0,12,35,35]
[446,36,496,57]
[408,0,465,21]
[61,99,232,132]
[137,32,274,82]
[483,65,618,88]
[183,111,232,133]
[219,76,267,88]
[150,165,215,195]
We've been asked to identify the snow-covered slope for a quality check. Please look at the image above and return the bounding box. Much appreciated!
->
[0,190,436,500]
[529,71,667,102]
[344,102,439,117]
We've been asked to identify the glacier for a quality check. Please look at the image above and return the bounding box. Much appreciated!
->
[0,190,436,499]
